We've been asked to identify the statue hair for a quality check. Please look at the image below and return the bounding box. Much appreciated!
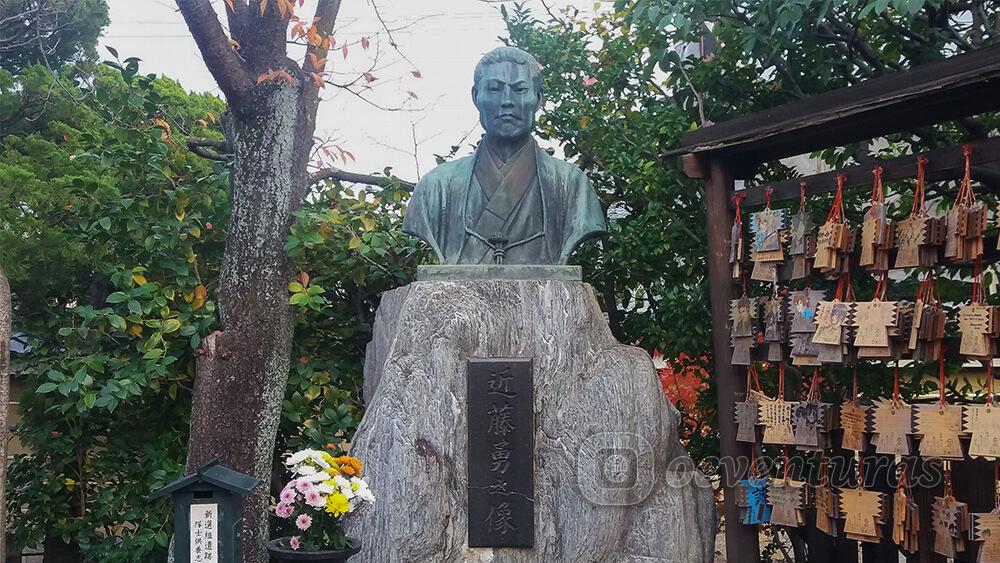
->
[473,47,543,96]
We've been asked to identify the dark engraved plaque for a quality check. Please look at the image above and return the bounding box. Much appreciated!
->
[467,358,534,548]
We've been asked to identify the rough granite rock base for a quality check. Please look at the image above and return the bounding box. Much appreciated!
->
[346,280,716,562]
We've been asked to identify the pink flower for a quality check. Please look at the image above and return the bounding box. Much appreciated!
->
[582,76,598,87]
[275,502,294,518]
[295,513,312,531]
[280,488,297,503]
[296,479,314,493]
[289,536,301,551]
[305,489,324,507]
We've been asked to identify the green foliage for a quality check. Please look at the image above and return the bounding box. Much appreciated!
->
[0,0,110,74]
[1,60,226,559]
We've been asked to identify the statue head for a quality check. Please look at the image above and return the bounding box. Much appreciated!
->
[472,47,543,146]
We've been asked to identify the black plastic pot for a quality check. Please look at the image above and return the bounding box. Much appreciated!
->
[266,537,362,562]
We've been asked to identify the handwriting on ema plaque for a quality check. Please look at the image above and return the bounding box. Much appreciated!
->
[468,358,534,548]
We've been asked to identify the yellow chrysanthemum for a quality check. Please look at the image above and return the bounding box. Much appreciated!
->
[321,451,336,465]
[325,492,350,516]
[326,466,340,476]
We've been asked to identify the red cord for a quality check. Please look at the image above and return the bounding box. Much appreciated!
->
[799,181,807,212]
[910,154,928,219]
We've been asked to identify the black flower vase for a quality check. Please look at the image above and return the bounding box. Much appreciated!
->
[266,537,362,562]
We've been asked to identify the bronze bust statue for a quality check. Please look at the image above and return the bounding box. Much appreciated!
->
[403,47,607,265]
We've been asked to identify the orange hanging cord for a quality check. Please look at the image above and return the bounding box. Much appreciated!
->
[777,361,786,401]
[800,181,807,212]
[870,165,885,205]
[986,361,994,407]
[909,154,929,219]
[893,361,902,405]
[747,362,764,395]
[826,173,848,224]
[958,144,976,207]
[765,185,774,209]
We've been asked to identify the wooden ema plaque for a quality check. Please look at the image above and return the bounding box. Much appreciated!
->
[932,495,969,558]
[959,303,999,359]
[761,296,785,361]
[839,487,885,543]
[767,479,806,527]
[970,511,1000,563]
[815,485,839,536]
[788,290,826,366]
[750,208,786,282]
[737,478,771,525]
[915,404,965,460]
[734,394,760,443]
[792,401,830,450]
[892,489,920,554]
[467,358,533,547]
[759,397,795,445]
[966,405,1000,459]
[730,296,756,366]
[840,403,869,452]
[872,398,913,456]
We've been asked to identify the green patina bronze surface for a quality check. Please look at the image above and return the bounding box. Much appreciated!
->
[403,47,607,265]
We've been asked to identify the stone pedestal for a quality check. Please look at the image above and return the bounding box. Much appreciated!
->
[346,279,716,562]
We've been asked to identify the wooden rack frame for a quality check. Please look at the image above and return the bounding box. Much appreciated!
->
[675,42,1000,563]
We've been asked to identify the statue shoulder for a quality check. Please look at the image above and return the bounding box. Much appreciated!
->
[415,154,476,192]
[537,150,590,187]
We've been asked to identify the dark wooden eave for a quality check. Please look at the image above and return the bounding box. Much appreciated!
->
[670,43,1000,166]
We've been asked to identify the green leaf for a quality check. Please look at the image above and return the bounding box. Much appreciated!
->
[162,319,181,333]
[106,292,129,304]
[99,217,111,231]
[127,300,142,315]
[109,315,127,332]
[348,236,362,250]
[83,393,96,409]
[36,383,58,394]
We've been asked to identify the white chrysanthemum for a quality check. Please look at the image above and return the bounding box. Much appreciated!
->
[300,471,330,483]
[309,451,332,468]
[334,475,355,499]
[286,449,319,466]
[316,482,335,494]
[351,477,375,504]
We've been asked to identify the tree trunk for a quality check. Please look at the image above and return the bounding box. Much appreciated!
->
[185,83,312,563]
[0,264,10,561]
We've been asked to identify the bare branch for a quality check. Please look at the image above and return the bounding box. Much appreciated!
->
[187,136,232,161]
[309,168,415,189]
[175,0,254,104]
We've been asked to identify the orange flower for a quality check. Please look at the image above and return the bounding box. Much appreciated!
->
[334,455,362,476]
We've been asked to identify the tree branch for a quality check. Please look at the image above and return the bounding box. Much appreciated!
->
[309,168,415,189]
[187,136,232,161]
[175,0,253,105]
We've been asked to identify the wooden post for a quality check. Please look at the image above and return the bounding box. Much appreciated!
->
[704,157,760,561]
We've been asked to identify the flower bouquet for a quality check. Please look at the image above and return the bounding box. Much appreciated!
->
[267,448,375,562]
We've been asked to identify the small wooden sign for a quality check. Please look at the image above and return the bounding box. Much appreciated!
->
[767,479,806,527]
[840,487,885,543]
[735,398,759,443]
[840,403,869,452]
[759,398,795,445]
[915,404,965,460]
[815,485,839,537]
[932,495,969,558]
[190,503,219,563]
[872,398,913,456]
[966,405,1000,459]
[467,358,534,548]
[970,511,1000,563]
[737,478,772,525]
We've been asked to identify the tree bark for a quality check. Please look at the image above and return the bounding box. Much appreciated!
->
[184,81,313,563]
[0,264,9,562]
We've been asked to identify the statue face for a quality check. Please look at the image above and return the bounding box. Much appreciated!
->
[473,61,540,144]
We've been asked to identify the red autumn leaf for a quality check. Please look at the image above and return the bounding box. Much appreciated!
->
[361,36,370,50]
[411,69,422,78]
[298,271,310,287]
[224,0,235,11]
[259,0,267,16]
[206,111,216,124]
[228,38,241,50]
[276,0,287,17]
[363,72,376,83]
[341,44,349,59]
[197,119,208,127]
[309,72,325,88]
[406,90,418,100]
[582,76,598,87]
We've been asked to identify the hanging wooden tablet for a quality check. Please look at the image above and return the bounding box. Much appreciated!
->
[966,404,1000,459]
[768,478,807,527]
[932,495,969,558]
[730,295,757,366]
[840,487,885,543]
[788,193,814,280]
[815,483,840,536]
[860,168,892,273]
[750,205,786,282]
[792,401,830,450]
[735,390,765,443]
[853,299,899,359]
[915,403,965,460]
[895,155,940,269]
[840,402,869,452]
[737,477,772,525]
[969,510,1000,562]
[788,289,826,366]
[959,303,998,360]
[812,300,850,346]
[946,145,985,264]
[760,396,795,445]
[871,398,913,456]
[760,295,785,362]
[730,196,745,279]
[892,485,920,553]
